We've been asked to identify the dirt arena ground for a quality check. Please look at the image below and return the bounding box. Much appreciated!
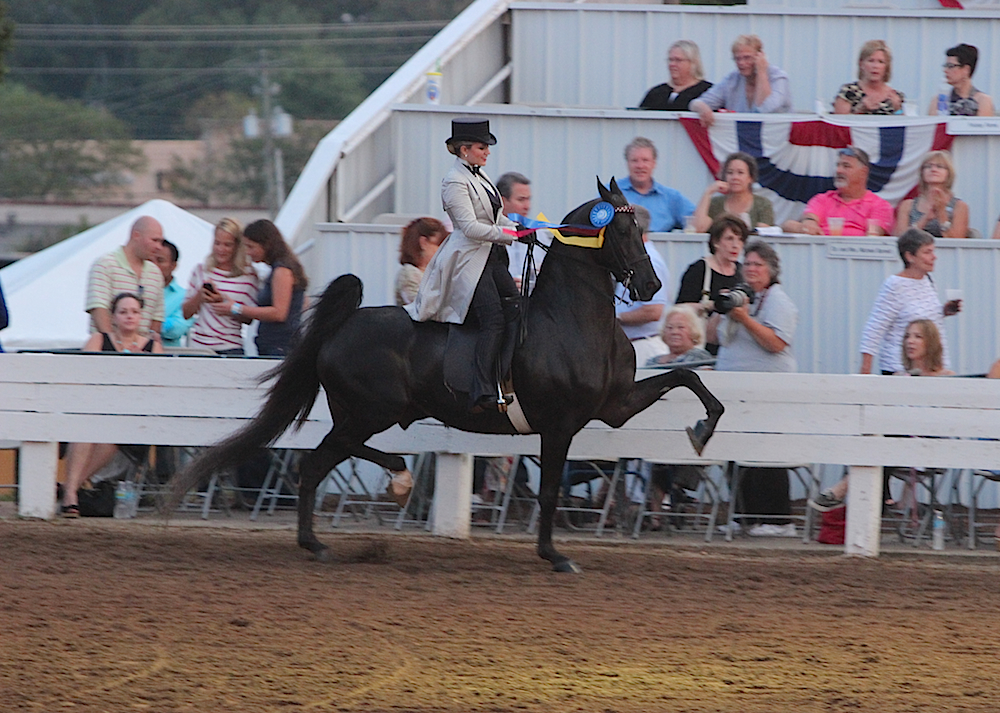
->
[3,520,1000,713]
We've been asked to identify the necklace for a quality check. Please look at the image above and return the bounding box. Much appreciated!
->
[113,331,141,353]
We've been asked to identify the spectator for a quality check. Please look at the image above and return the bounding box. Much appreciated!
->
[900,319,954,376]
[833,40,904,115]
[497,171,549,290]
[615,205,670,365]
[716,240,798,537]
[395,217,447,307]
[690,34,792,128]
[858,228,961,375]
[893,151,969,238]
[618,137,695,233]
[59,292,164,517]
[691,151,774,233]
[675,214,748,355]
[646,304,712,367]
[85,215,165,340]
[155,239,194,347]
[782,146,894,236]
[0,276,7,353]
[928,44,994,117]
[183,217,259,355]
[811,318,953,513]
[639,40,713,111]
[216,219,309,357]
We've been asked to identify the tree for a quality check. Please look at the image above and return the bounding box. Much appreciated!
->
[0,83,146,200]
[0,1,13,80]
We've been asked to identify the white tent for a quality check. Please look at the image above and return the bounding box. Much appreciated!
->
[0,199,215,351]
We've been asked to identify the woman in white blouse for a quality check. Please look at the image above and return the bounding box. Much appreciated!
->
[858,229,961,375]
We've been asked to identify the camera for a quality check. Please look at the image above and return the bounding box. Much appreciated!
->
[714,284,755,315]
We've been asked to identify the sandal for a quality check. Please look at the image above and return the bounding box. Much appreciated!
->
[60,504,80,519]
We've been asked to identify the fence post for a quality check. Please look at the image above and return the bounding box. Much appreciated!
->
[845,464,883,557]
[432,452,473,538]
[18,442,59,519]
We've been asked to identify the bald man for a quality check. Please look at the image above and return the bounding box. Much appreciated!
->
[85,215,166,338]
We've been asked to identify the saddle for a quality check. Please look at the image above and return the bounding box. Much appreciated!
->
[443,295,521,409]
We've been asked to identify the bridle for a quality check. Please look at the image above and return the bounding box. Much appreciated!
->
[603,203,653,300]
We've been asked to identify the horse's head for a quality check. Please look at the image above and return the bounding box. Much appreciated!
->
[593,177,659,302]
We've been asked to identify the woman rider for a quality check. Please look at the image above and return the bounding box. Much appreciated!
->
[408,118,520,413]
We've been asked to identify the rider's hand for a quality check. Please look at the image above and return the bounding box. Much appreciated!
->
[517,227,537,244]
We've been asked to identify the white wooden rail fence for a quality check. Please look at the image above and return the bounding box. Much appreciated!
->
[4,353,1000,557]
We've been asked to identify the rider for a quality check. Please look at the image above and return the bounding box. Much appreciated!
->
[408,118,521,413]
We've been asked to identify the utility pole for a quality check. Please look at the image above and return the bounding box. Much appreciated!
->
[256,50,279,217]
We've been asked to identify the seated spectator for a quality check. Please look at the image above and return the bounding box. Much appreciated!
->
[616,205,670,365]
[782,146,894,236]
[60,292,163,517]
[859,229,961,375]
[899,319,954,376]
[618,137,695,233]
[183,217,259,355]
[691,151,774,233]
[675,214,748,355]
[929,43,994,117]
[646,305,712,367]
[716,240,799,537]
[155,239,195,347]
[690,34,792,128]
[639,40,713,111]
[810,318,952,513]
[833,40,904,115]
[395,217,447,307]
[893,151,969,238]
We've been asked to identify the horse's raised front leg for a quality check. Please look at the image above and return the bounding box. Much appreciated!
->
[600,368,724,455]
[536,432,582,574]
[296,434,351,561]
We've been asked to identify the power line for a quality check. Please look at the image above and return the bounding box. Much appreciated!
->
[9,65,404,76]
[13,20,447,36]
[14,35,435,48]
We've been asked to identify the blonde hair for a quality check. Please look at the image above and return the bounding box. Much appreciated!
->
[902,319,945,374]
[918,150,956,193]
[858,40,892,83]
[662,304,706,350]
[669,40,705,82]
[732,34,763,55]
[204,217,251,278]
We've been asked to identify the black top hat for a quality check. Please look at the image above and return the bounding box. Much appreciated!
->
[445,118,497,146]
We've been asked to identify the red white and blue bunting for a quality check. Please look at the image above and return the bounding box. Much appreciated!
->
[680,116,953,226]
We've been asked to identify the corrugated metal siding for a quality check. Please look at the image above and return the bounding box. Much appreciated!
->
[510,5,1000,116]
[303,225,1000,377]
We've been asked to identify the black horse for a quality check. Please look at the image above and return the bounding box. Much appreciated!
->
[170,178,724,572]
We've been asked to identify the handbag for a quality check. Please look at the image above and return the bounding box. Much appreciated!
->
[77,480,117,518]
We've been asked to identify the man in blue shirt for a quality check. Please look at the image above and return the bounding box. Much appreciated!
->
[618,137,695,233]
[614,205,671,365]
[155,239,194,347]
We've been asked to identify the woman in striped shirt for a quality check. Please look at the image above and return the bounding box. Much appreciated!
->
[182,217,259,355]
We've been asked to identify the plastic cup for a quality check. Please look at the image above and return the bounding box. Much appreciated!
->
[827,216,844,236]
[866,218,880,236]
[683,215,697,233]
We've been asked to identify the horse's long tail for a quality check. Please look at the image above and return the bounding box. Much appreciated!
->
[166,274,364,508]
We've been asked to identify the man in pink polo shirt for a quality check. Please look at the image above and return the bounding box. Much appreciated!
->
[783,146,894,236]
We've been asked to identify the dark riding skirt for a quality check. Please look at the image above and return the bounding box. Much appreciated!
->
[468,244,519,406]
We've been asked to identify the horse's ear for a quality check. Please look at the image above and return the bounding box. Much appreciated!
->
[608,176,622,196]
[596,176,611,202]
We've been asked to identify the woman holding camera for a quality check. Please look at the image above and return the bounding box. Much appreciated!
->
[183,217,259,355]
[675,214,748,355]
[715,240,799,537]
[716,240,797,371]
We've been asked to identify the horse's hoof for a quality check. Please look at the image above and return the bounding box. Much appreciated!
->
[312,548,333,563]
[686,421,709,455]
[552,559,583,574]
